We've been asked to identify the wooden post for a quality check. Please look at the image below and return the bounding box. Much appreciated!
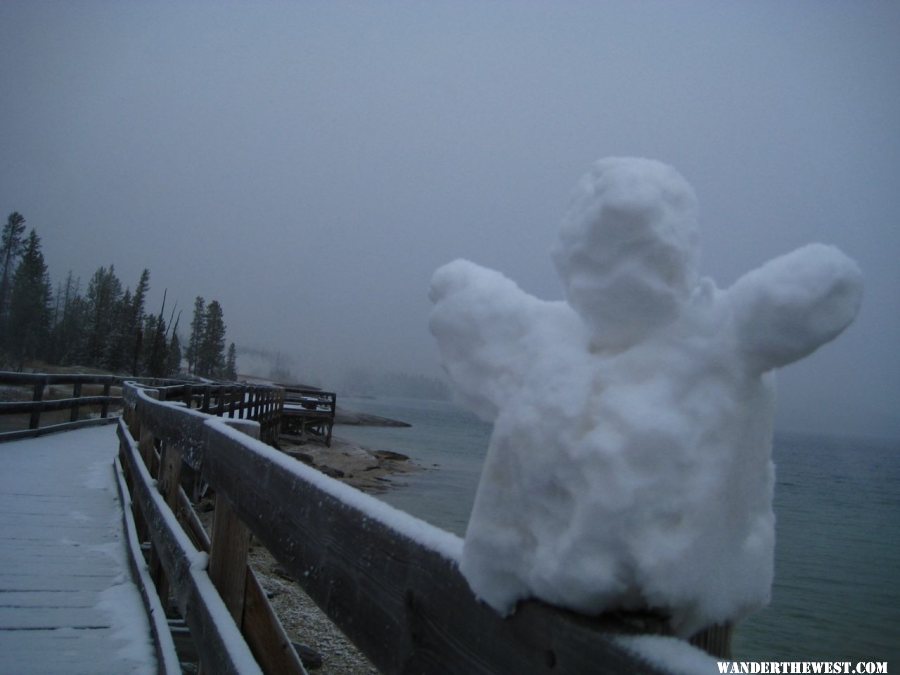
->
[208,497,251,625]
[70,382,82,422]
[138,419,167,596]
[138,390,160,478]
[126,402,141,439]
[207,420,257,625]
[29,380,44,430]
[158,444,183,512]
[118,422,148,542]
[139,426,158,478]
[101,381,111,418]
[243,569,308,674]
[205,419,306,673]
[153,441,185,616]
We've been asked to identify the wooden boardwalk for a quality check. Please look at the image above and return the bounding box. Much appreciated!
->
[0,425,158,674]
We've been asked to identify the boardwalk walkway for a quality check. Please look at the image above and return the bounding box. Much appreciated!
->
[0,424,158,674]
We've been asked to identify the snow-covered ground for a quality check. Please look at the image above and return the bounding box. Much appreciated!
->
[0,425,157,674]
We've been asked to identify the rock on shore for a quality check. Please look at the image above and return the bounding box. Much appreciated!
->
[334,405,412,427]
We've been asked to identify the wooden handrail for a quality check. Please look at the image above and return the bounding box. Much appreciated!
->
[118,380,690,674]
[0,395,118,414]
[0,371,119,385]
[0,371,124,441]
[117,419,264,675]
[119,384,304,674]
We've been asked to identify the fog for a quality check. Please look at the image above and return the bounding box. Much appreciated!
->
[1,2,898,437]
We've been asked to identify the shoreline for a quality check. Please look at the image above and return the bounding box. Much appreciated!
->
[280,433,420,493]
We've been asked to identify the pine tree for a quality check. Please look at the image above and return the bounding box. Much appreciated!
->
[186,296,205,374]
[83,266,123,368]
[167,332,182,376]
[224,342,237,380]
[196,300,226,378]
[8,229,52,368]
[143,291,170,378]
[48,272,85,365]
[103,287,131,373]
[127,269,150,375]
[0,212,27,345]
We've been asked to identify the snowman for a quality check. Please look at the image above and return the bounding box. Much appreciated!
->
[429,157,862,635]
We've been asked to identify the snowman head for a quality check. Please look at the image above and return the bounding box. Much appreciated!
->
[552,157,701,350]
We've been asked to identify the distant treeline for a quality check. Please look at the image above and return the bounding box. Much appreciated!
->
[0,211,237,379]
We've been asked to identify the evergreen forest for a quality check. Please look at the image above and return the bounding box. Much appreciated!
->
[0,212,238,380]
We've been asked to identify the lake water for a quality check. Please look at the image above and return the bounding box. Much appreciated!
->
[336,396,900,663]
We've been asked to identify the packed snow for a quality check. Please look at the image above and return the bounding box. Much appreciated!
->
[0,425,158,673]
[429,157,863,635]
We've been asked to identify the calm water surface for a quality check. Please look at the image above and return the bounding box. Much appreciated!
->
[337,396,900,662]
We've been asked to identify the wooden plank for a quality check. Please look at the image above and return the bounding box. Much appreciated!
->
[155,441,185,615]
[0,628,130,672]
[243,567,308,675]
[121,380,282,453]
[158,442,184,511]
[0,590,101,608]
[0,424,161,674]
[0,371,118,386]
[207,497,251,624]
[175,486,306,675]
[116,422,262,675]
[113,453,182,675]
[0,605,111,629]
[177,487,211,552]
[130,387,207,469]
[207,419,256,624]
[0,416,118,443]
[203,423,668,675]
[0,574,120,592]
[0,395,120,415]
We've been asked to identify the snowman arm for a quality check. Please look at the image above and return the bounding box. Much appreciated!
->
[726,244,863,373]
[429,259,545,419]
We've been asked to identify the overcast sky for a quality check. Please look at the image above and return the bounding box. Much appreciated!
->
[1,1,898,437]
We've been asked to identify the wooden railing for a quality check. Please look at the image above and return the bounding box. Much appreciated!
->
[119,380,301,674]
[116,379,721,674]
[0,373,285,445]
[280,386,336,446]
[145,380,283,446]
[0,371,121,441]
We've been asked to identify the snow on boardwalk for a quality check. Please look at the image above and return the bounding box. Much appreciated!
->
[0,424,157,674]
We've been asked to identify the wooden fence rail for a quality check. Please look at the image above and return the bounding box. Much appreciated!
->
[119,382,303,674]
[0,371,121,441]
[0,372,284,445]
[117,380,716,674]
